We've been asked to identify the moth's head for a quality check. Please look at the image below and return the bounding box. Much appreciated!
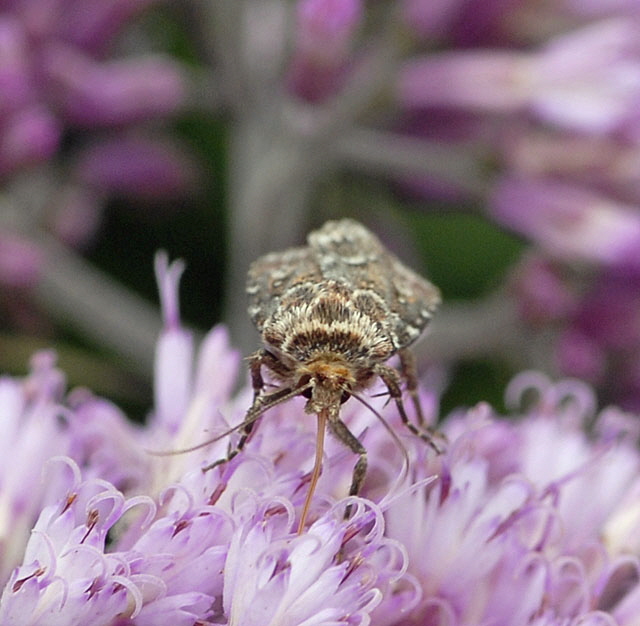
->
[296,353,356,417]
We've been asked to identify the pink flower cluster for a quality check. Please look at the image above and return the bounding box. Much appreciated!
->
[0,0,193,290]
[2,257,640,624]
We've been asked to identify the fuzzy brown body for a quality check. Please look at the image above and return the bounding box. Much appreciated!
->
[247,219,440,409]
[211,219,441,534]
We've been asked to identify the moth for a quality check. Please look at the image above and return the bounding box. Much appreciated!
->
[210,218,441,533]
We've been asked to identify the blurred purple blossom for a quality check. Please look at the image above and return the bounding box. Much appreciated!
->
[76,136,198,201]
[390,3,640,243]
[2,0,639,416]
[0,0,193,299]
[0,2,187,176]
[0,232,43,287]
[44,46,185,127]
[0,106,60,176]
[510,256,578,327]
[287,0,363,101]
[56,0,161,56]
[384,1,640,412]
[511,255,640,411]
[2,257,640,623]
[490,178,640,268]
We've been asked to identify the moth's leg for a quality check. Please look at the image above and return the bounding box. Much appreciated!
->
[248,350,265,399]
[397,348,426,426]
[397,349,447,447]
[203,349,273,473]
[248,348,289,398]
[328,418,367,520]
[374,363,442,454]
[201,403,258,473]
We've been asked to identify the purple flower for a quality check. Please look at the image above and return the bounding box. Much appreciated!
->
[0,16,33,115]
[219,499,395,625]
[0,106,60,176]
[43,45,185,128]
[75,136,198,201]
[498,126,640,207]
[0,351,72,584]
[381,375,640,624]
[0,0,194,302]
[490,177,640,268]
[3,257,640,623]
[510,251,640,411]
[0,233,44,287]
[399,18,640,134]
[0,453,223,625]
[400,0,467,39]
[294,0,362,63]
[391,6,640,227]
[57,0,159,56]
[0,3,187,178]
[556,271,640,411]
[288,0,363,101]
[525,18,640,134]
[510,255,578,326]
[0,0,197,354]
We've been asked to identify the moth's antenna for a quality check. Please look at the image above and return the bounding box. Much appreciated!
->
[350,392,410,491]
[147,382,313,457]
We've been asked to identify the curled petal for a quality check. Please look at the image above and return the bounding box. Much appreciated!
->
[505,370,554,411]
[41,456,83,493]
[85,488,128,532]
[159,482,195,515]
[111,574,145,619]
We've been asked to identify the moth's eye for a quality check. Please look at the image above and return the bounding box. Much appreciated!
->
[298,374,312,398]
[298,374,311,387]
[340,391,350,404]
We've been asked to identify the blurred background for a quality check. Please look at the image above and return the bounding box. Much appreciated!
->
[2,0,640,420]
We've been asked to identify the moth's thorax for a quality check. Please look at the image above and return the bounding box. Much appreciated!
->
[297,354,357,417]
[260,280,396,369]
[300,353,355,384]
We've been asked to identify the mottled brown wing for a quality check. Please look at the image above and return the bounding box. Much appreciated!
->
[246,246,322,331]
[384,255,441,348]
[308,219,441,349]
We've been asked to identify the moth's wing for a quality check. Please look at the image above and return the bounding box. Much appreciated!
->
[384,256,441,348]
[308,219,441,349]
[246,246,321,331]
